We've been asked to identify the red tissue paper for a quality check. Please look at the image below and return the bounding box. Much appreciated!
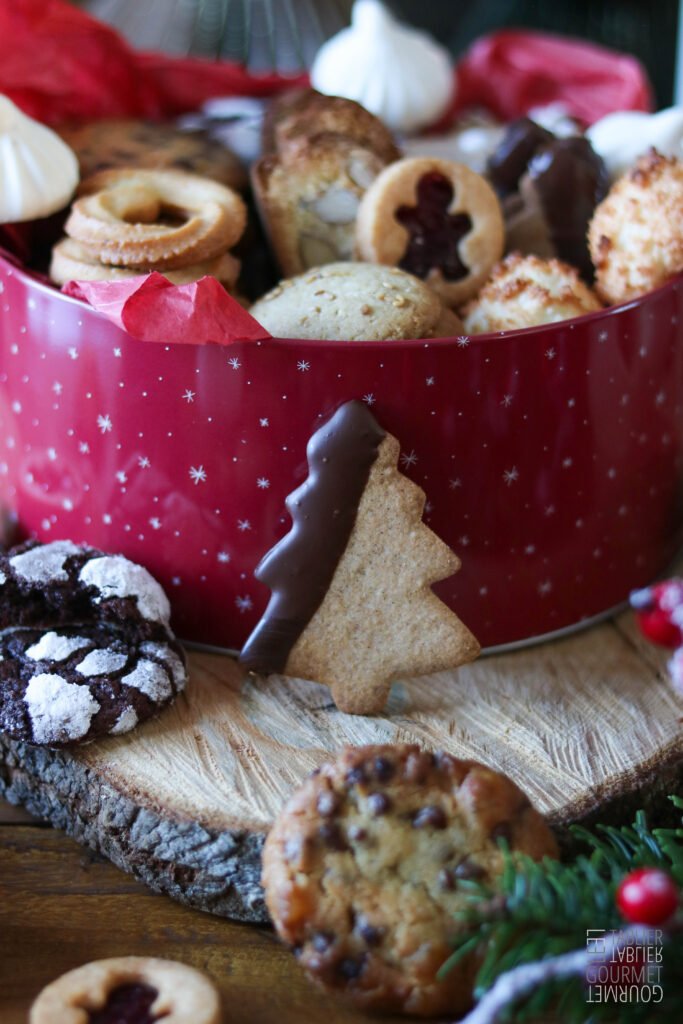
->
[64,274,271,346]
[453,30,653,126]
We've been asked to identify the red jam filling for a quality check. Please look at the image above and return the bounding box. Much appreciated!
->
[396,172,472,281]
[88,983,164,1024]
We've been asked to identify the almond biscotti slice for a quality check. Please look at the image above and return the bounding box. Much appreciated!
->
[251,136,389,276]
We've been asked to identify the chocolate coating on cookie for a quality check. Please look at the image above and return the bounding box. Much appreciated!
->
[263,743,558,1017]
[240,401,386,673]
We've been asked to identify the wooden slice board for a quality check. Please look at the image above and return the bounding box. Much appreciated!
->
[1,609,682,924]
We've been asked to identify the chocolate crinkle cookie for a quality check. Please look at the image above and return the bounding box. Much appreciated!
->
[0,540,187,747]
[262,743,558,1018]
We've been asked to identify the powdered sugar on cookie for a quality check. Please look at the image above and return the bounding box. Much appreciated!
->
[75,648,129,677]
[10,540,80,584]
[26,631,91,662]
[120,660,173,702]
[79,555,171,625]
[24,672,100,744]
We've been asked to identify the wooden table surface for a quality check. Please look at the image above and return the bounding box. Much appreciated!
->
[0,804,400,1024]
[0,607,678,1023]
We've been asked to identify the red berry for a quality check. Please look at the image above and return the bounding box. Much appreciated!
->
[632,580,683,649]
[616,868,679,926]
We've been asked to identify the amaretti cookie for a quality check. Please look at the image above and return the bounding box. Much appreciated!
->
[250,262,445,341]
[262,743,558,1017]
[240,401,479,714]
[0,540,187,746]
[30,956,222,1024]
[462,252,602,334]
[355,156,504,307]
[588,149,683,304]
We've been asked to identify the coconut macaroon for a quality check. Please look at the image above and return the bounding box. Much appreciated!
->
[462,252,602,334]
[588,149,683,305]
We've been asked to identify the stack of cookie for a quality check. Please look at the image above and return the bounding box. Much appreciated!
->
[50,120,249,289]
[50,167,247,288]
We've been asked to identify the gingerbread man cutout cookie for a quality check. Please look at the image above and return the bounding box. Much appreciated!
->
[355,156,504,308]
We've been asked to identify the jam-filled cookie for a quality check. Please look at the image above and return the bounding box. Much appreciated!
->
[0,540,187,747]
[29,956,222,1024]
[263,743,558,1017]
[355,156,504,308]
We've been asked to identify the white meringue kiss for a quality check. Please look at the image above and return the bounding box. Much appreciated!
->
[0,95,79,223]
[587,106,683,180]
[311,0,454,135]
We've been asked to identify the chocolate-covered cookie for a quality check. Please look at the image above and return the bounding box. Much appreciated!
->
[488,118,609,280]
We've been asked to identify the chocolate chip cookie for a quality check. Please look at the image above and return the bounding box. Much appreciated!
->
[59,118,247,192]
[262,743,558,1017]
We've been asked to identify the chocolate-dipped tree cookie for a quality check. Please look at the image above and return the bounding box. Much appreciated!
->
[240,400,479,714]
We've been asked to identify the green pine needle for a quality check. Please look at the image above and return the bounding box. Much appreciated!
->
[441,796,683,1021]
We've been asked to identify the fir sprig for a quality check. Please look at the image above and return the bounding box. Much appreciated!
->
[440,797,683,1023]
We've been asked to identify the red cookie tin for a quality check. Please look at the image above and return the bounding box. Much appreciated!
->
[1,260,682,651]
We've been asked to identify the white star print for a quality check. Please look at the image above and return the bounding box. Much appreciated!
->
[182,389,195,403]
[47,448,57,461]
[607,467,617,479]
[116,470,127,484]
[503,467,519,486]
[217,551,231,563]
[102,513,112,525]
[545,348,556,360]
[138,456,151,469]
[171,576,181,586]
[545,505,555,517]
[562,457,573,468]
[113,348,122,358]
[655,391,666,406]
[149,517,161,530]
[52,381,62,395]
[97,414,112,434]
[257,477,270,489]
[68,347,79,360]
[363,393,376,406]
[424,500,433,515]
[189,465,207,485]
[501,394,513,407]
[297,360,310,372]
[598,330,608,343]
[538,580,553,596]
[228,357,241,370]
[459,535,470,547]
[426,376,435,386]
[524,545,536,555]
[456,336,470,348]
[235,595,253,612]
[79,442,90,454]
[449,478,462,490]
[259,418,269,427]
[237,519,252,532]
[63,498,74,511]
[400,450,418,468]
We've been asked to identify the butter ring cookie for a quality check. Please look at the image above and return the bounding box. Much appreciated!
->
[67,167,246,270]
